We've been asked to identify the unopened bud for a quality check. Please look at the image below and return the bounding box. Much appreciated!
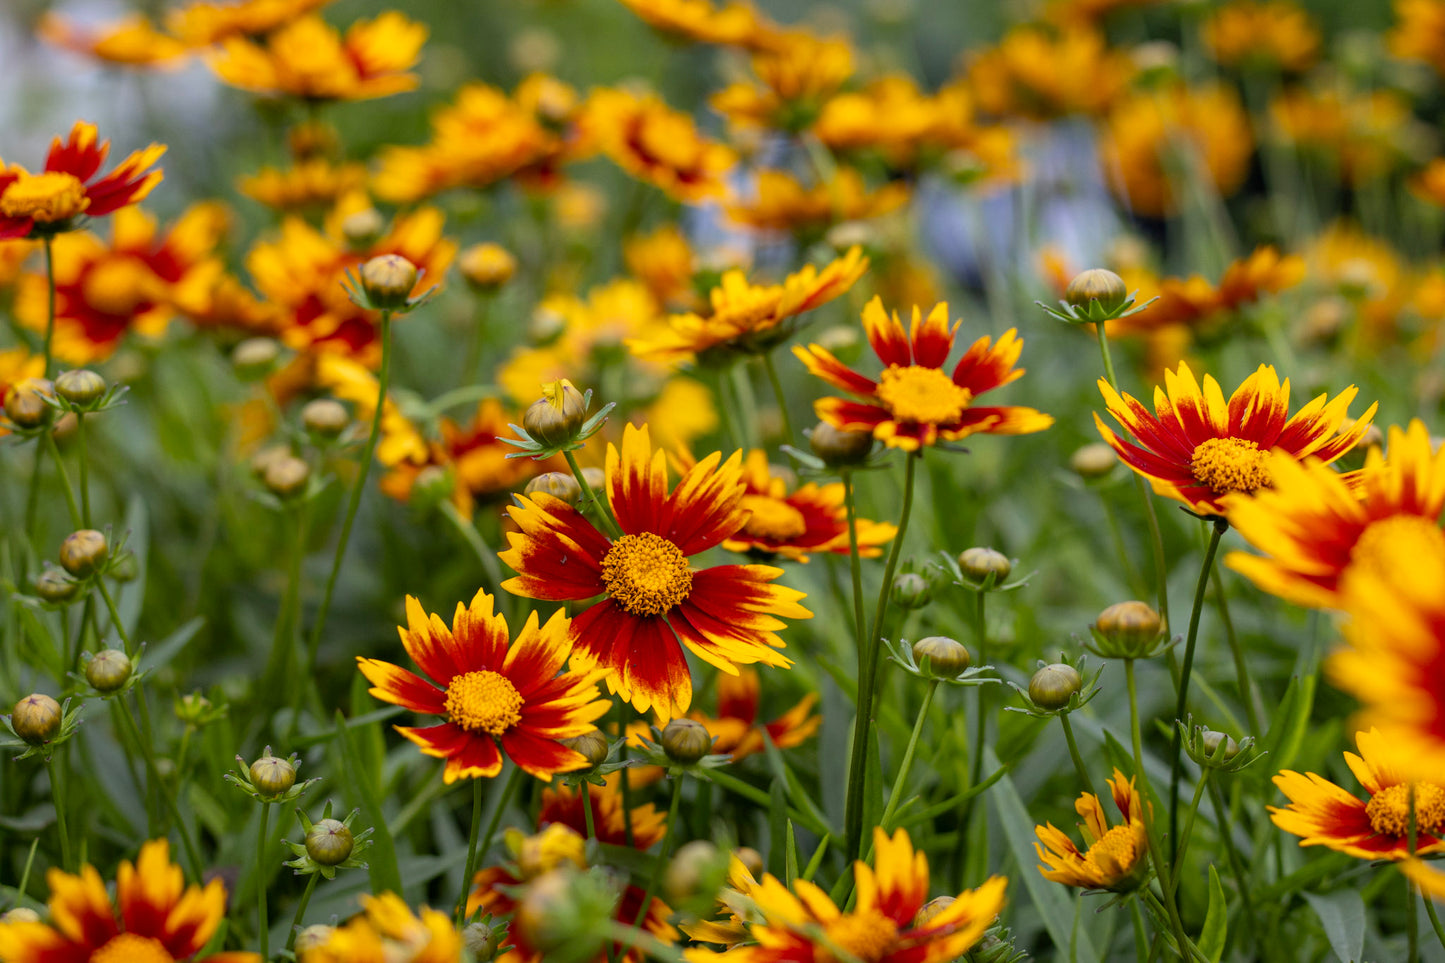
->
[34,568,79,603]
[525,471,582,505]
[1028,663,1082,711]
[4,378,54,429]
[232,338,280,379]
[891,572,932,610]
[411,465,455,510]
[661,718,714,764]
[808,422,873,467]
[1066,269,1128,314]
[250,754,297,796]
[341,209,385,249]
[1070,443,1118,479]
[359,255,419,310]
[460,243,518,290]
[464,922,502,961]
[560,730,609,768]
[54,369,106,406]
[912,636,970,676]
[301,399,350,438]
[306,818,354,865]
[1200,729,1240,761]
[175,692,213,725]
[514,869,577,954]
[12,694,61,745]
[581,467,605,492]
[1,908,40,924]
[263,454,310,499]
[663,839,725,905]
[734,846,764,879]
[293,924,334,954]
[958,547,1011,585]
[1094,601,1164,659]
[59,529,108,577]
[85,649,132,693]
[522,382,588,448]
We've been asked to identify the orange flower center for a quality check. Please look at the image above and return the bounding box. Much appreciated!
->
[601,532,693,616]
[820,910,899,963]
[1350,515,1445,577]
[0,172,90,224]
[1366,782,1445,839]
[740,494,807,542]
[445,669,523,736]
[83,257,156,317]
[92,933,176,963]
[1189,437,1271,496]
[1086,824,1140,882]
[875,365,972,425]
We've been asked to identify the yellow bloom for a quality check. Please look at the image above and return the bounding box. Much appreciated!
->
[615,0,779,48]
[726,168,909,234]
[1391,0,1445,77]
[1305,222,1409,345]
[711,32,854,133]
[968,24,1133,120]
[300,893,461,963]
[1034,769,1150,891]
[1203,0,1321,72]
[207,12,425,101]
[167,0,334,46]
[39,13,190,68]
[625,225,698,310]
[584,88,737,202]
[238,158,369,211]
[1272,86,1417,185]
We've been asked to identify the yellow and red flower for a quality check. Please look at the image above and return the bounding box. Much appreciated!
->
[685,827,1006,963]
[1094,361,1377,515]
[0,122,164,239]
[1224,421,1445,609]
[299,893,461,963]
[39,14,190,68]
[1270,728,1445,860]
[0,838,259,962]
[500,423,811,720]
[584,88,737,203]
[795,296,1053,452]
[615,0,779,48]
[357,590,611,782]
[691,665,820,760]
[166,0,334,46]
[535,781,668,848]
[1034,769,1150,892]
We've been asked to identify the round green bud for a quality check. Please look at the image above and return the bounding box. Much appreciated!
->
[1028,663,1082,711]
[4,378,54,429]
[85,649,133,694]
[661,718,714,764]
[460,243,518,291]
[358,254,418,309]
[891,572,932,610]
[560,730,609,768]
[522,384,588,448]
[340,208,385,249]
[1066,269,1128,313]
[301,399,349,439]
[514,869,576,954]
[54,369,106,406]
[958,547,1011,585]
[1,908,40,924]
[525,471,582,505]
[464,921,502,961]
[1095,601,1163,658]
[808,422,873,467]
[250,755,297,796]
[1201,729,1240,761]
[59,529,108,578]
[293,925,334,954]
[12,694,61,745]
[232,338,280,379]
[663,839,725,905]
[175,692,213,725]
[912,636,971,676]
[305,818,354,866]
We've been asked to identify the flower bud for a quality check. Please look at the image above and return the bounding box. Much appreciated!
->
[525,471,582,505]
[12,694,61,745]
[464,922,502,961]
[460,243,518,290]
[4,378,54,429]
[263,454,310,499]
[1094,601,1164,659]
[85,649,132,693]
[306,818,354,865]
[54,369,107,406]
[232,338,280,379]
[663,840,726,905]
[808,422,873,467]
[735,846,764,879]
[1028,663,1082,711]
[581,467,605,492]
[293,925,334,954]
[1200,729,1240,761]
[1066,269,1127,313]
[250,444,291,479]
[560,730,610,768]
[513,869,578,954]
[1,908,40,924]
[340,208,385,249]
[109,553,138,583]
[250,754,297,796]
[358,254,419,310]
[301,399,349,439]
[175,692,213,725]
[891,572,932,610]
[914,896,955,929]
[523,382,588,448]
[912,636,970,676]
[410,465,456,512]
[1069,443,1117,479]
[958,547,1011,586]
[661,718,714,764]
[34,568,79,603]
[59,529,108,577]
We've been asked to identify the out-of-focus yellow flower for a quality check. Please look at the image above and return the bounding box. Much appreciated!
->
[1272,87,1419,185]
[1111,246,1305,338]
[0,239,36,289]
[167,0,334,46]
[968,25,1133,120]
[813,74,937,157]
[1390,0,1445,77]
[207,12,425,101]
[625,225,698,310]
[615,0,779,48]
[314,354,428,467]
[239,159,368,211]
[711,32,854,133]
[299,892,461,963]
[1411,157,1445,206]
[1306,222,1409,344]
[1100,83,1253,217]
[39,13,190,68]
[628,246,868,365]
[584,88,737,202]
[1203,0,1321,72]
[726,168,909,234]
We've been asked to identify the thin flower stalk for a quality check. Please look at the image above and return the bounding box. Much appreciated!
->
[880,678,939,829]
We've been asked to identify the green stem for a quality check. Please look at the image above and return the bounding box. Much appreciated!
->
[94,578,133,657]
[968,589,988,791]
[701,770,829,836]
[46,755,71,872]
[563,448,621,539]
[41,432,82,529]
[458,764,524,926]
[1211,566,1262,736]
[462,295,492,387]
[1423,889,1445,958]
[76,413,90,528]
[845,451,919,862]
[1095,322,1120,389]
[632,777,684,928]
[306,311,392,672]
[1206,777,1257,935]
[730,363,759,450]
[1059,713,1098,802]
[1170,769,1211,890]
[285,872,320,951]
[759,351,794,443]
[841,473,867,669]
[1170,518,1227,861]
[271,505,309,729]
[582,784,596,842]
[41,237,55,380]
[257,802,271,962]
[1130,897,1150,963]
[880,680,938,828]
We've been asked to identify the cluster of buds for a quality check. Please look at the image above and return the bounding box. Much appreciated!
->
[503,379,615,459]
[2,694,81,760]
[1037,269,1157,326]
[1179,716,1265,773]
[887,636,998,688]
[37,528,133,614]
[284,802,374,879]
[1085,601,1173,660]
[1008,654,1102,717]
[342,254,437,315]
[225,746,316,803]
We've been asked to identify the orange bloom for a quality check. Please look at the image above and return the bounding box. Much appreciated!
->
[0,122,164,239]
[39,14,190,68]
[357,590,611,782]
[239,159,368,211]
[1391,0,1445,77]
[693,666,820,760]
[1202,0,1321,72]
[534,781,668,849]
[615,0,778,48]
[625,225,698,310]
[500,423,811,720]
[584,88,737,203]
[795,296,1053,452]
[0,839,259,962]
[710,33,855,133]
[298,893,460,963]
[1110,246,1305,337]
[1034,769,1150,891]
[1094,362,1376,514]
[968,25,1134,120]
[166,0,333,46]
[725,168,909,234]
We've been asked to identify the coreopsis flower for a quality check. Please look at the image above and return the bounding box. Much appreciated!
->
[38,14,189,68]
[725,168,909,235]
[239,159,369,211]
[627,247,868,365]
[685,828,1006,963]
[0,122,164,239]
[615,0,778,48]
[13,202,230,363]
[357,590,611,782]
[1034,769,1149,891]
[1224,421,1445,609]
[689,666,820,761]
[1391,0,1445,77]
[710,33,855,133]
[967,25,1133,120]
[1203,0,1321,71]
[1094,362,1377,515]
[625,225,698,310]
[207,12,426,101]
[812,75,938,160]
[166,0,334,46]
[1100,84,1253,218]
[584,88,737,203]
[298,893,461,963]
[1271,86,1418,185]
[1271,728,1445,860]
[0,839,259,962]
[795,296,1053,452]
[1109,246,1306,338]
[534,781,668,848]
[500,423,812,720]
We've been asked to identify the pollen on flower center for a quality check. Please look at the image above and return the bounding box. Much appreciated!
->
[601,532,693,616]
[740,494,807,541]
[1190,437,1271,495]
[1087,824,1139,877]
[875,365,972,425]
[820,910,899,963]
[1365,782,1445,839]
[1350,515,1445,577]
[0,172,90,223]
[92,933,177,963]
[444,669,524,736]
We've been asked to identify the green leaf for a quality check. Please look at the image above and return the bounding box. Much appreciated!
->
[116,495,149,639]
[784,821,798,887]
[335,710,402,895]
[1263,674,1315,774]
[1198,866,1228,963]
[1303,890,1365,963]
[768,778,788,879]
